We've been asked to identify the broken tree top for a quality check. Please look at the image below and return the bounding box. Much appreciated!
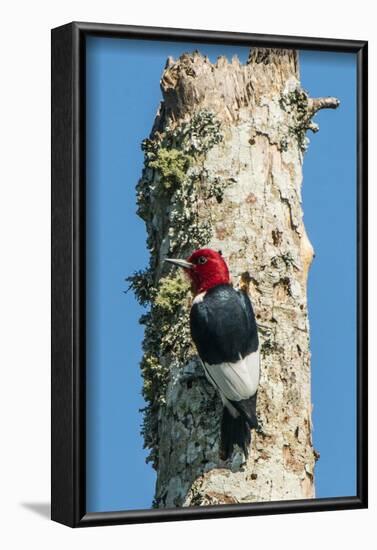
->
[154,47,339,138]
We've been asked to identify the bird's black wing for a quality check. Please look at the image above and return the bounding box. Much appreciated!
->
[190,284,258,365]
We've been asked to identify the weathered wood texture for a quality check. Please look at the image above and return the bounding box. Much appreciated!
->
[133,48,339,508]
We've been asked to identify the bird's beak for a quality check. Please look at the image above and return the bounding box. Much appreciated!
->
[164,258,193,269]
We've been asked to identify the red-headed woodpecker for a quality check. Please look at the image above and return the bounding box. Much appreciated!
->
[165,248,260,460]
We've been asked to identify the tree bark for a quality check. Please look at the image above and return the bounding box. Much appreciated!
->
[130,48,339,508]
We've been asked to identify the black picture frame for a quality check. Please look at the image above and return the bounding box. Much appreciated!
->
[51,21,368,528]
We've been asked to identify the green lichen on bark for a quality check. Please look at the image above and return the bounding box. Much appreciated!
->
[128,109,231,467]
[133,271,193,467]
[148,148,192,191]
[279,88,313,152]
[137,110,227,250]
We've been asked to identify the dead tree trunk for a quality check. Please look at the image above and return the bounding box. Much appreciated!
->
[130,48,339,508]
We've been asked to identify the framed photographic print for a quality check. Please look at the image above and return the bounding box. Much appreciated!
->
[51,22,368,527]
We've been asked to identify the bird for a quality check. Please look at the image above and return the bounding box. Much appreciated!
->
[164,248,260,461]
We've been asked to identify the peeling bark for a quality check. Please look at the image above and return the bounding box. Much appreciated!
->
[133,48,339,508]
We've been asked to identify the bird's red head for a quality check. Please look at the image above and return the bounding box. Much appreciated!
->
[165,248,230,294]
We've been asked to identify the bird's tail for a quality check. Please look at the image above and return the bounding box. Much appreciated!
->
[220,406,251,461]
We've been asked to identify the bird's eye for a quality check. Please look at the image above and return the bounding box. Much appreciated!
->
[197,256,207,265]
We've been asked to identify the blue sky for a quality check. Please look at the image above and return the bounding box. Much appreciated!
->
[86,37,356,512]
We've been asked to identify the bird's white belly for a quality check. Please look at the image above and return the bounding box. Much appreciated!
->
[204,348,260,402]
[192,291,206,305]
